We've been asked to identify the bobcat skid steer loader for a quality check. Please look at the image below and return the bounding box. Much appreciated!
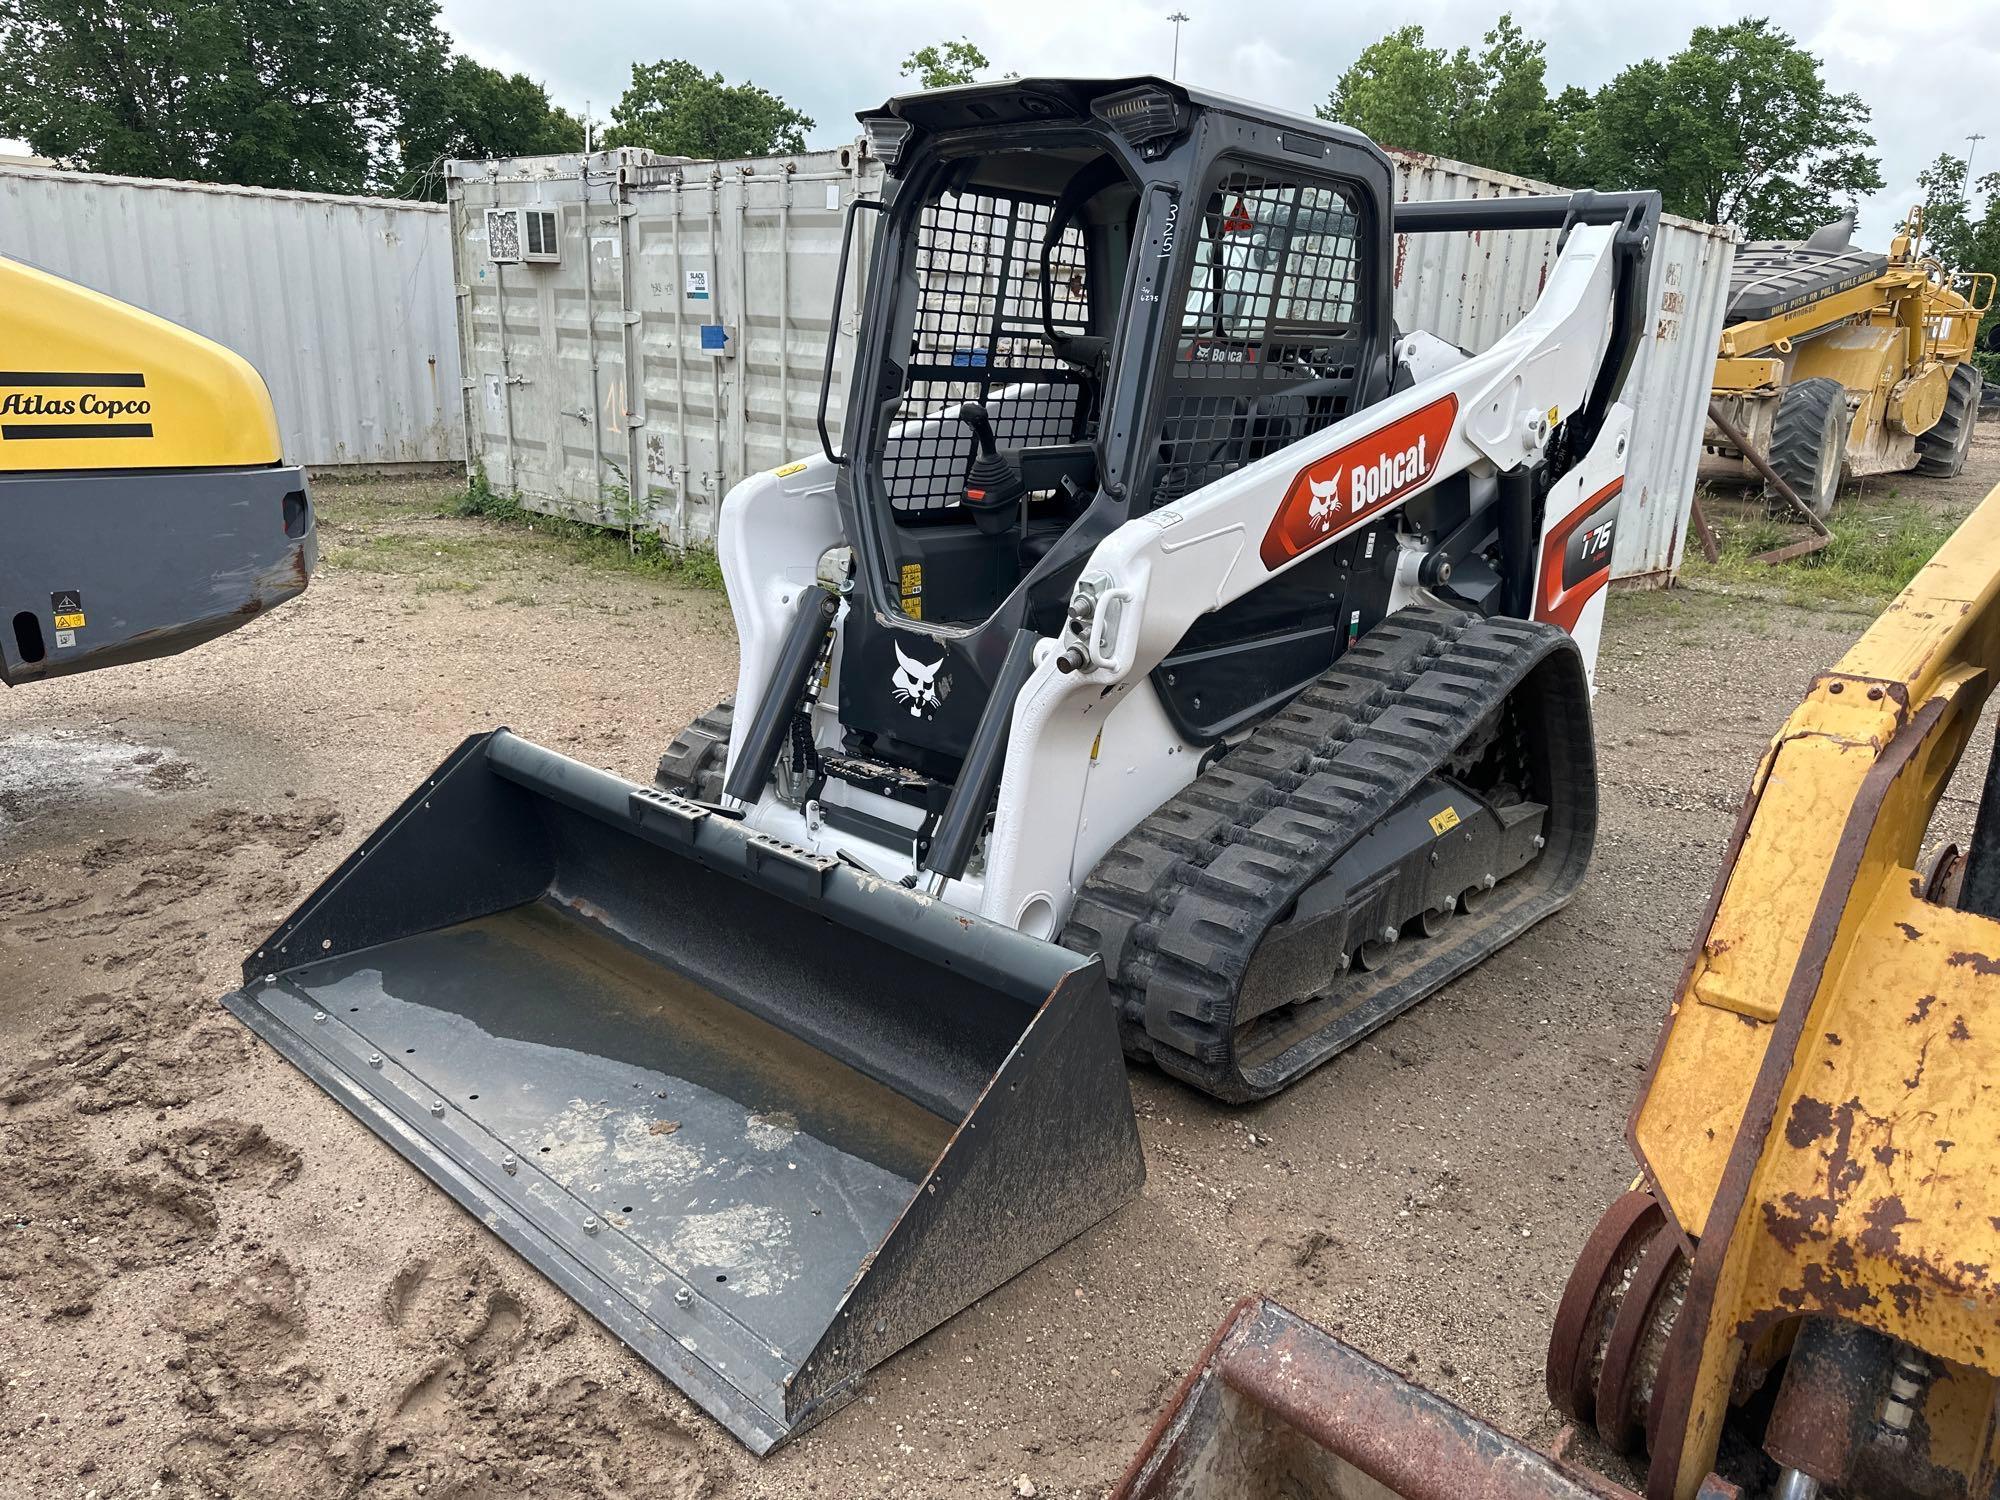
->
[220,78,1659,1452]
[1,255,315,684]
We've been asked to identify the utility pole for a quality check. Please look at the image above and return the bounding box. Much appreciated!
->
[1969,132,1987,194]
[1167,11,1190,79]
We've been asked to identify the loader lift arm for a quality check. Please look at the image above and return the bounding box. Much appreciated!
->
[1549,477,2000,1499]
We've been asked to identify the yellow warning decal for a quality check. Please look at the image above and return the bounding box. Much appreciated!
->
[1545,405,1561,428]
[899,562,923,621]
[773,460,809,478]
[53,612,86,630]
[1428,806,1461,836]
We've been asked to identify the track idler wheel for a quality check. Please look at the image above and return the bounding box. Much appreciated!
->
[1546,1189,1692,1458]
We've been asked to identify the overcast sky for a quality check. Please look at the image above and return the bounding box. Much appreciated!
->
[440,0,1998,248]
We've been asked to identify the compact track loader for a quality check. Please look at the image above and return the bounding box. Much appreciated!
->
[1122,480,2000,1500]
[0,255,315,683]
[1704,208,1992,517]
[221,77,1659,1450]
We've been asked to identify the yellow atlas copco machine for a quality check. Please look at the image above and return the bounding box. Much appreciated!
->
[1703,208,1992,517]
[1120,480,2000,1500]
[0,255,315,684]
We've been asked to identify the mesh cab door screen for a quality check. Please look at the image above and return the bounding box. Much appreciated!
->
[1152,173,1367,507]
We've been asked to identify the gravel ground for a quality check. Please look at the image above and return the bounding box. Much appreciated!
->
[2,437,1995,1500]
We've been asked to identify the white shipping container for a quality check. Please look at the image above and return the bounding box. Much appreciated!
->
[453,142,1733,581]
[0,166,463,469]
[449,145,881,544]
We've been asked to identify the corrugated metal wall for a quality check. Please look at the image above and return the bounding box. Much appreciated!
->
[450,146,878,544]
[1387,150,1738,584]
[0,166,463,468]
[451,142,1733,581]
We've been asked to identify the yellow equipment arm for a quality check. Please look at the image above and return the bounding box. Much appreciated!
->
[1632,480,2000,1497]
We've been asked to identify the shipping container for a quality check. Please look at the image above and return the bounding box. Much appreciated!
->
[449,145,879,544]
[0,165,463,469]
[451,141,1734,581]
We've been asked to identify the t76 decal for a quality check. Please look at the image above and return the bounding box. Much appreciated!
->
[1535,477,1621,633]
[1260,393,1457,570]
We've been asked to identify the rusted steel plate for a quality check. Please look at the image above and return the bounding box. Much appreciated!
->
[1117,1297,1637,1500]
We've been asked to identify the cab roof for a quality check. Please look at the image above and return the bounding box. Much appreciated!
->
[860,76,1381,161]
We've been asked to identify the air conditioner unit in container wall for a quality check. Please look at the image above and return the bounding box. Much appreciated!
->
[485,207,561,265]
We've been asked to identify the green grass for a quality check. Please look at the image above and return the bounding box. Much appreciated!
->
[447,471,726,591]
[1680,489,1969,608]
[312,470,725,594]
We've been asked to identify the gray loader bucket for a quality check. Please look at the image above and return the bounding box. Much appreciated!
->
[219,729,1144,1453]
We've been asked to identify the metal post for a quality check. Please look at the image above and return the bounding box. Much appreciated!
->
[737,165,751,485]
[709,169,726,518]
[671,175,691,549]
[579,168,604,518]
[779,167,792,458]
[617,163,647,548]
[1167,10,1189,78]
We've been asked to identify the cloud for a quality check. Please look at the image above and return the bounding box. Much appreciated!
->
[438,0,1991,248]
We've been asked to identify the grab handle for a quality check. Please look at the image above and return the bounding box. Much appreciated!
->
[819,197,886,465]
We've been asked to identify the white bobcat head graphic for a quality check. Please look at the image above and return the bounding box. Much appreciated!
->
[891,642,946,717]
[1307,473,1342,531]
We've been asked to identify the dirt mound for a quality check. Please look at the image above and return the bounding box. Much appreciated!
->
[3,996,253,1113]
[0,1115,220,1319]
[133,1119,304,1193]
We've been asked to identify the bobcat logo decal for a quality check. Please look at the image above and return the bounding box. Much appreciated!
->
[891,642,948,718]
[1306,474,1342,531]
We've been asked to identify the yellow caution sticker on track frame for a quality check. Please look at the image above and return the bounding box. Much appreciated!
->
[53,612,85,630]
[1428,805,1461,836]
[773,460,810,478]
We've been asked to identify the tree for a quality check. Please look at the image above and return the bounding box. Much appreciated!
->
[1582,19,1881,238]
[601,60,811,160]
[1913,153,2000,279]
[900,37,991,90]
[0,0,442,192]
[392,57,582,199]
[1316,15,1561,182]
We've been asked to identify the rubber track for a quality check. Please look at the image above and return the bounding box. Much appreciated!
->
[1061,602,1596,1102]
[655,698,734,802]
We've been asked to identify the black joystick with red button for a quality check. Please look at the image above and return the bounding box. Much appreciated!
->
[955,402,1027,538]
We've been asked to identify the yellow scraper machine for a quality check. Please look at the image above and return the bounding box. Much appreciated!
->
[222,76,1666,1449]
[0,255,315,684]
[1121,478,2000,1500]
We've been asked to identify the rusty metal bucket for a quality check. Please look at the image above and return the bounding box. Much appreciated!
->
[219,728,1144,1453]
[1117,1297,1635,1500]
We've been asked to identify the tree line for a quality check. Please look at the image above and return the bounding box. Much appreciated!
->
[0,0,1991,275]
[0,0,988,201]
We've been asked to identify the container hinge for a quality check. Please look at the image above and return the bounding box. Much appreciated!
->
[743,832,839,899]
[628,785,708,844]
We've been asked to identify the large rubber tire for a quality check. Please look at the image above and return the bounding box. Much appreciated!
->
[654,698,733,802]
[1914,363,1985,477]
[1767,376,1848,520]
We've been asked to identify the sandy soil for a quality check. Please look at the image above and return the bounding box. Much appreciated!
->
[2,440,1995,1500]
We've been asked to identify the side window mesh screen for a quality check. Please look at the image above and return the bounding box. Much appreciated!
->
[880,190,1094,521]
[1152,173,1365,507]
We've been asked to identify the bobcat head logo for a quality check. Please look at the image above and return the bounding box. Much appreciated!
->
[891,642,948,718]
[1307,473,1342,531]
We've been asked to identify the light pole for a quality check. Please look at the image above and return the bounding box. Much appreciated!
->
[1167,11,1190,80]
[1969,132,1987,193]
